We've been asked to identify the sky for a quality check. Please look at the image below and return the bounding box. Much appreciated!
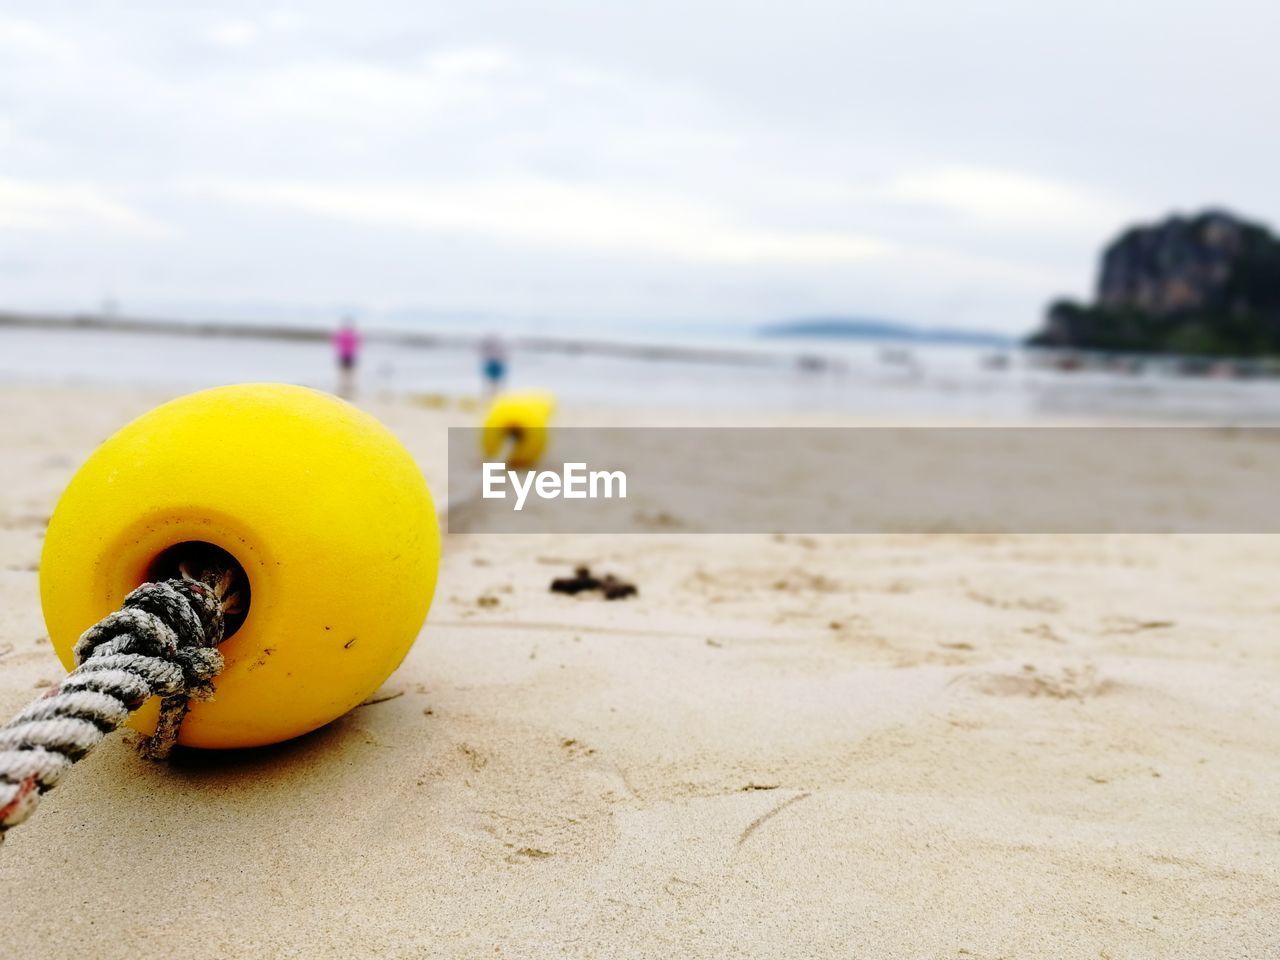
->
[0,1,1277,336]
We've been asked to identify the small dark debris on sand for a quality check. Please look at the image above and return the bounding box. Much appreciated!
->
[550,566,638,600]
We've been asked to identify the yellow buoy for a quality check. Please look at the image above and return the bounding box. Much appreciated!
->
[480,390,556,468]
[39,384,439,749]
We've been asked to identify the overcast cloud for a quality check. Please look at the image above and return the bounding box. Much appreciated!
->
[0,1,1276,334]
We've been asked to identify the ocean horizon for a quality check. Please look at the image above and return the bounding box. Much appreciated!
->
[6,314,1280,423]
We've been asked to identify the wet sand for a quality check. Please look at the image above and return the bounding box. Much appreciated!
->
[0,383,1277,958]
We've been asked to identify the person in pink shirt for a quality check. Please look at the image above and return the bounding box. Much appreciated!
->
[332,316,362,395]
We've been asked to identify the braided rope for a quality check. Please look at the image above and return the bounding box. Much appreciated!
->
[0,578,228,843]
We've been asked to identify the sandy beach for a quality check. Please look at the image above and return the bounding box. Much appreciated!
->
[1,382,1278,958]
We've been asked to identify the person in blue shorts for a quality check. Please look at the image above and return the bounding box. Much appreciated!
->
[480,334,507,396]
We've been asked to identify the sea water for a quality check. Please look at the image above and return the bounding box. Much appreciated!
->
[5,323,1280,423]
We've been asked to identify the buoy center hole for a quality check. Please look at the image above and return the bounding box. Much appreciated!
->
[146,541,251,641]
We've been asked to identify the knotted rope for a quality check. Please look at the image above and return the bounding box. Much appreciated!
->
[0,574,233,844]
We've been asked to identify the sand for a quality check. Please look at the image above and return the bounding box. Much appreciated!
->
[0,383,1277,958]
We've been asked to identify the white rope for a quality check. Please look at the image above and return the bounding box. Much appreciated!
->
[0,578,230,843]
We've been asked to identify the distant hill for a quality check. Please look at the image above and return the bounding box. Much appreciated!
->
[760,317,1012,347]
[1029,209,1280,356]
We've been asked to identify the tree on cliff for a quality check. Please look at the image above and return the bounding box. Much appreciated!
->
[1028,210,1280,356]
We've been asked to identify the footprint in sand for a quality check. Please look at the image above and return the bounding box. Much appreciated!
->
[969,662,1115,701]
